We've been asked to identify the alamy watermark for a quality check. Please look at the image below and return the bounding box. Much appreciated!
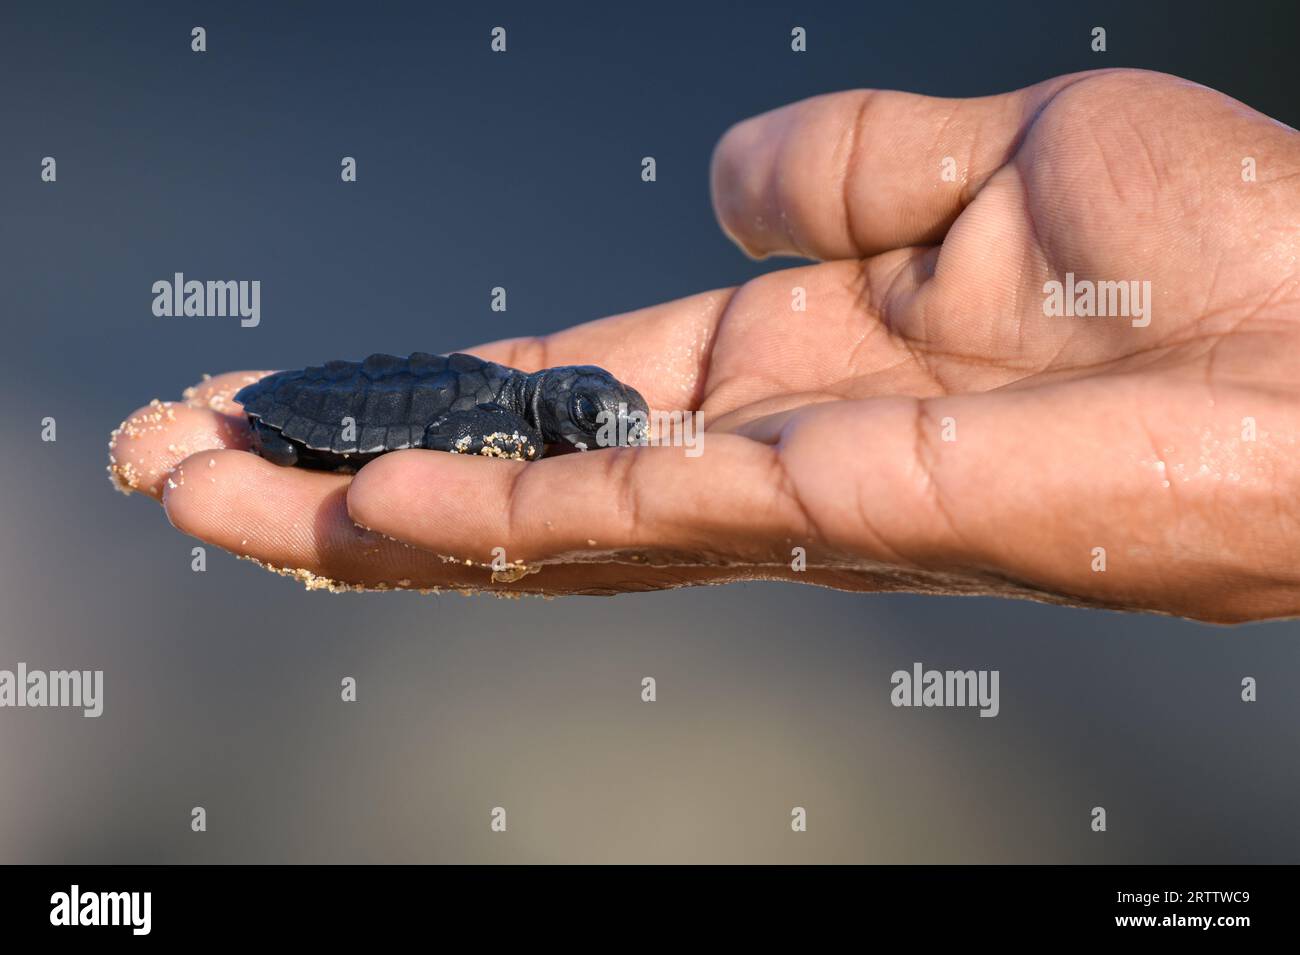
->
[0,663,103,717]
[50,885,150,935]
[595,404,704,457]
[1043,272,1151,328]
[152,272,260,327]
[891,662,999,717]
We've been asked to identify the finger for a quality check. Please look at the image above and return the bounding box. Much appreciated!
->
[162,449,760,594]
[346,438,808,568]
[181,369,273,417]
[108,370,271,499]
[710,73,1093,260]
[108,401,249,499]
[463,288,734,411]
[163,449,449,586]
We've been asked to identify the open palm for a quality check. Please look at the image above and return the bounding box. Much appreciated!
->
[110,69,1300,621]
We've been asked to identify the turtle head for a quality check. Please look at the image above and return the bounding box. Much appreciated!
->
[533,366,650,451]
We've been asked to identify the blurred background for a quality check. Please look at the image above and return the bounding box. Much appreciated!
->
[1,0,1298,863]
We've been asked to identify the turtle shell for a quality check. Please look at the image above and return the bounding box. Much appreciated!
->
[234,352,508,454]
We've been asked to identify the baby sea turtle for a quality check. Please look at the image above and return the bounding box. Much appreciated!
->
[234,352,650,471]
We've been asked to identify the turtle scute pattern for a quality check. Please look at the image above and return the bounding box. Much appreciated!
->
[239,352,508,455]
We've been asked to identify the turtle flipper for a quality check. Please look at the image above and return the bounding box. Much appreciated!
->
[423,404,542,461]
[250,419,300,467]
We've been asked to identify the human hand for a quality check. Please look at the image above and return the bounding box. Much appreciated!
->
[109,69,1300,621]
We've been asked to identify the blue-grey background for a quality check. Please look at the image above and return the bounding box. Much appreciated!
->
[1,0,1297,863]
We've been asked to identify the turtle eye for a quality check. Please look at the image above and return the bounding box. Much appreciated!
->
[570,392,601,431]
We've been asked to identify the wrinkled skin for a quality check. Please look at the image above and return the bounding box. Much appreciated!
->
[534,366,651,449]
[108,70,1300,622]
